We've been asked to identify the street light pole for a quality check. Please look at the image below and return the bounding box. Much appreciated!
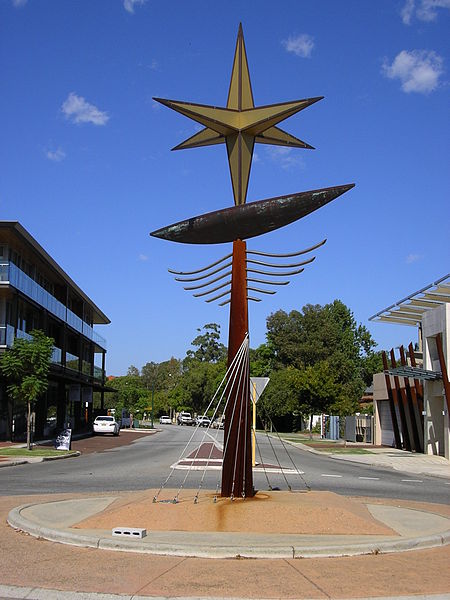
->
[151,379,154,429]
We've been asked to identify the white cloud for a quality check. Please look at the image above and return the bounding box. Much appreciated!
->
[401,0,416,23]
[124,0,147,13]
[61,92,109,125]
[12,0,27,7]
[401,0,450,23]
[267,146,305,170]
[406,253,423,264]
[46,147,66,162]
[382,50,444,94]
[138,254,148,261]
[282,34,314,58]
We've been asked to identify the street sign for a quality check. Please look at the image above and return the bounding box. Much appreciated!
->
[250,377,270,403]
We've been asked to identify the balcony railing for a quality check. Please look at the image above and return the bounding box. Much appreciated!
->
[66,352,79,371]
[0,324,15,347]
[51,346,62,365]
[93,365,104,381]
[81,360,92,376]
[1,262,107,349]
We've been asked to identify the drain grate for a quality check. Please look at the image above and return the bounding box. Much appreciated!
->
[112,527,147,539]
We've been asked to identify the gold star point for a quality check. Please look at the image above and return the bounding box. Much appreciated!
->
[153,25,322,206]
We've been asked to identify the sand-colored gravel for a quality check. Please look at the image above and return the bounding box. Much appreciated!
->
[74,489,397,535]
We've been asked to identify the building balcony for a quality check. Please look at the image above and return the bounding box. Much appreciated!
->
[0,262,106,349]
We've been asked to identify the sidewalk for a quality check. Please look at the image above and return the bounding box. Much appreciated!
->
[281,439,450,480]
[1,491,450,600]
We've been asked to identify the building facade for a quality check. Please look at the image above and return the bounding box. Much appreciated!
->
[370,275,449,460]
[0,222,110,441]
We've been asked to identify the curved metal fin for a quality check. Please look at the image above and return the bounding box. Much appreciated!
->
[247,286,276,295]
[175,261,232,282]
[193,280,232,298]
[168,253,232,276]
[247,296,262,302]
[205,289,231,303]
[247,256,315,268]
[247,277,290,286]
[184,270,232,290]
[247,267,305,277]
[247,239,326,258]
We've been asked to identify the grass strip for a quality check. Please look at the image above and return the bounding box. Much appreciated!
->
[0,448,74,457]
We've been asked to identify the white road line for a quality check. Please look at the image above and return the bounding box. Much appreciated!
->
[358,476,380,480]
[401,479,423,483]
[206,431,223,450]
[321,474,342,478]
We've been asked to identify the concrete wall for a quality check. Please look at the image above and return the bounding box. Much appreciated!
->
[422,304,449,459]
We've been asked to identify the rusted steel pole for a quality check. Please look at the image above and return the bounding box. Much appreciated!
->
[221,239,253,497]
[382,351,402,449]
[436,333,450,415]
[408,342,424,415]
[390,349,412,451]
[399,346,423,452]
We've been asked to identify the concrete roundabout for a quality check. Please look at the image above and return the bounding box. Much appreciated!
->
[7,489,450,560]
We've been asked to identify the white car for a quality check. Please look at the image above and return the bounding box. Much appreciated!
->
[196,415,211,427]
[212,416,225,429]
[159,415,172,424]
[93,416,120,436]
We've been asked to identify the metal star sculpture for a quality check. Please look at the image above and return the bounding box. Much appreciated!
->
[154,24,320,207]
[151,24,355,498]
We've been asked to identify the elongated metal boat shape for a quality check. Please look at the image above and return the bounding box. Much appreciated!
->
[150,183,355,244]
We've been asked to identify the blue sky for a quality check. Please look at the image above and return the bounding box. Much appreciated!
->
[1,0,449,375]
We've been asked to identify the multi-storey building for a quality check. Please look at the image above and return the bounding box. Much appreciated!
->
[0,221,110,441]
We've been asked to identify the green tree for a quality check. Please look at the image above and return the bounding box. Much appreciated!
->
[186,323,227,363]
[265,300,377,415]
[0,330,54,450]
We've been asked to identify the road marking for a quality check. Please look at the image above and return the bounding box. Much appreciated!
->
[401,479,423,483]
[205,431,224,450]
[321,474,342,478]
[358,476,380,480]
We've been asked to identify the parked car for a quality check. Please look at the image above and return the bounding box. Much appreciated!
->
[177,412,194,426]
[93,416,120,436]
[159,415,172,424]
[211,416,225,429]
[196,415,211,427]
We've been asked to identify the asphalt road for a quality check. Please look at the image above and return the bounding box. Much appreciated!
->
[1,425,449,504]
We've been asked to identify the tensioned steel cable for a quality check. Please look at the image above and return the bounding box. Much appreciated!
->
[258,398,310,492]
[186,348,241,504]
[214,335,250,499]
[260,411,292,491]
[241,352,250,499]
[152,337,247,503]
[194,377,234,504]
[172,337,249,503]
[230,340,249,500]
[254,426,272,490]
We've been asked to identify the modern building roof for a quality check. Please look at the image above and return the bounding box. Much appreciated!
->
[0,221,110,324]
[369,274,450,327]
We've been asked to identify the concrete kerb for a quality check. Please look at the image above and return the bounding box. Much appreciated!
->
[1,587,449,600]
[0,451,80,468]
[7,501,450,560]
